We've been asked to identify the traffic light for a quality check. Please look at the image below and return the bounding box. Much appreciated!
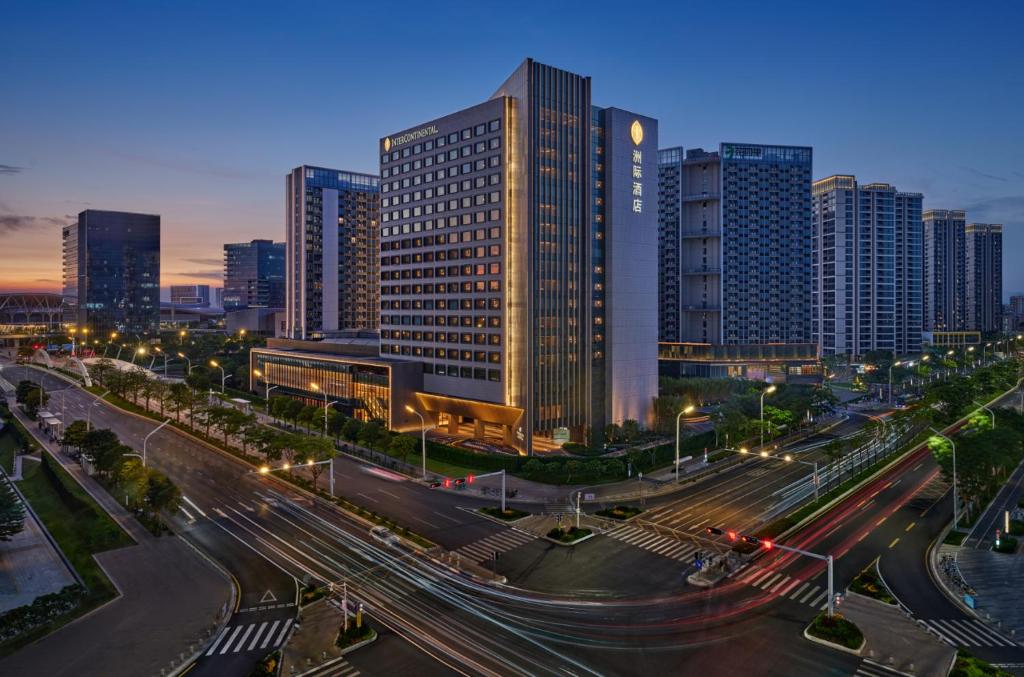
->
[706,527,724,536]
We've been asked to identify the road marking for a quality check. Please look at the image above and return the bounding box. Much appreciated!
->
[260,589,277,603]
[799,585,820,604]
[180,507,195,521]
[247,622,269,651]
[182,495,208,518]
[888,538,900,549]
[232,624,256,652]
[789,581,810,600]
[875,516,887,526]
[273,618,293,646]
[259,620,280,649]
[356,492,379,503]
[859,499,875,511]
[913,462,923,471]
[690,518,711,530]
[219,626,244,654]
[809,590,828,607]
[434,511,461,523]
[905,522,916,532]
[379,489,402,500]
[412,516,439,529]
[205,626,231,656]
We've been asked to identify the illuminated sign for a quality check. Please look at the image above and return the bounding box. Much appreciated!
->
[383,125,439,152]
[723,144,764,161]
[631,120,644,214]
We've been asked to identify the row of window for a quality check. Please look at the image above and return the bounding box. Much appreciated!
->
[382,279,502,294]
[384,343,501,363]
[381,314,502,328]
[384,185,500,208]
[383,138,502,179]
[381,262,502,279]
[382,329,501,345]
[424,364,500,381]
[382,119,502,165]
[382,156,502,195]
[383,208,502,229]
[383,227,501,248]
[383,246,501,265]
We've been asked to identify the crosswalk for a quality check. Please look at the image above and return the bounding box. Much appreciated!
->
[855,658,911,677]
[605,524,703,562]
[205,618,293,656]
[302,657,361,677]
[732,563,831,609]
[453,528,535,564]
[919,618,1018,648]
[907,474,950,512]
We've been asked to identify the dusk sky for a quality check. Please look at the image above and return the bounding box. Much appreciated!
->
[2,1,1022,298]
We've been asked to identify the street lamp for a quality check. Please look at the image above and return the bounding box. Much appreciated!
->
[783,453,820,502]
[115,344,126,361]
[308,382,338,435]
[131,346,147,365]
[930,427,959,530]
[405,405,434,481]
[252,369,278,413]
[887,360,904,406]
[177,352,192,375]
[179,329,187,345]
[68,327,77,357]
[675,404,696,483]
[124,418,172,467]
[209,359,227,393]
[760,385,777,449]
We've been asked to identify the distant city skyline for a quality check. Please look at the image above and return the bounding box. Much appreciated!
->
[2,2,1022,299]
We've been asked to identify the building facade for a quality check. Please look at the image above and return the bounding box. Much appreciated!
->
[379,59,658,451]
[965,223,1003,334]
[923,209,966,331]
[61,209,160,335]
[169,284,210,307]
[285,167,380,339]
[657,147,684,342]
[223,239,285,311]
[811,176,922,357]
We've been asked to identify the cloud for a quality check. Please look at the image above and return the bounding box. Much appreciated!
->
[104,149,274,181]
[959,166,1008,182]
[34,278,59,283]
[0,164,24,175]
[175,269,224,280]
[0,214,68,234]
[963,195,1024,223]
[182,257,223,267]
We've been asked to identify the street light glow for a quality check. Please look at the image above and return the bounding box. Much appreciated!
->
[760,450,769,458]
[784,454,793,462]
[739,447,749,454]
[253,369,262,377]
[282,462,290,471]
[765,385,777,394]
[405,404,414,413]
[209,359,219,367]
[307,459,314,466]
[259,465,269,475]
[683,404,696,414]
[177,352,185,358]
[310,382,320,391]
[136,347,147,355]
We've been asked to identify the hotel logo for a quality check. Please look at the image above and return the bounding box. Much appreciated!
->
[630,120,644,146]
[383,137,392,152]
[383,125,438,152]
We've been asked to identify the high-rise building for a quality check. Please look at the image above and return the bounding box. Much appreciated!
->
[169,284,210,307]
[214,287,224,308]
[811,176,923,356]
[1009,293,1024,321]
[965,223,1003,334]
[658,147,684,342]
[285,167,380,339]
[660,144,813,346]
[223,239,285,311]
[923,209,966,331]
[379,58,658,451]
[61,209,160,335]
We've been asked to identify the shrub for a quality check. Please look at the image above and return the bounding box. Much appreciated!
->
[807,612,864,650]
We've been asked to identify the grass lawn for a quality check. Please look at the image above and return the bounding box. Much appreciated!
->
[595,505,643,520]
[16,458,132,595]
[807,612,864,650]
[0,429,17,474]
[945,530,968,546]
[849,563,896,604]
[952,649,1014,676]
[411,453,485,479]
[479,506,529,521]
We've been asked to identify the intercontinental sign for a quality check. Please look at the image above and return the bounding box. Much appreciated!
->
[383,125,438,152]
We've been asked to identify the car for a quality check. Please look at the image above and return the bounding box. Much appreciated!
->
[428,481,443,489]
[369,526,399,547]
[453,477,466,487]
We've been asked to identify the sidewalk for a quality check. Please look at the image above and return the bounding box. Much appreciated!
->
[837,592,954,675]
[0,401,233,677]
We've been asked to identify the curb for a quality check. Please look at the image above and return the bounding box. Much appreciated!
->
[802,625,865,656]
[292,629,378,677]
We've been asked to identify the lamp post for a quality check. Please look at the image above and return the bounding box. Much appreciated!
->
[675,404,696,483]
[177,352,192,375]
[209,360,227,393]
[405,405,434,480]
[930,428,959,530]
[68,327,77,357]
[179,329,187,345]
[252,369,277,413]
[887,360,904,406]
[131,346,146,365]
[136,419,172,467]
[308,382,337,436]
[115,344,126,361]
[760,385,777,449]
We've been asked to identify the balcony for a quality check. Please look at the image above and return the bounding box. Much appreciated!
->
[682,192,721,203]
[680,304,721,312]
[681,266,721,275]
[680,230,721,239]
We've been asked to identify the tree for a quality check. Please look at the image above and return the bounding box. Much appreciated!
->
[297,405,319,434]
[283,399,304,429]
[0,475,25,541]
[166,382,190,424]
[342,417,363,443]
[621,419,641,443]
[326,409,346,441]
[146,471,181,514]
[269,396,290,422]
[138,376,158,412]
[300,437,336,491]
[358,421,385,449]
[118,459,150,509]
[388,435,418,464]
[62,419,90,452]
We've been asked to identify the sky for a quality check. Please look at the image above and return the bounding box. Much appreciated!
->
[1,0,1022,299]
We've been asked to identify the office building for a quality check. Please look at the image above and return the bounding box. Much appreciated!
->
[223,239,285,311]
[923,209,966,331]
[378,58,658,451]
[285,166,380,339]
[61,209,160,335]
[1010,294,1024,318]
[656,144,818,380]
[658,147,684,342]
[965,223,1003,334]
[169,284,210,307]
[811,176,923,357]
[214,287,224,308]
